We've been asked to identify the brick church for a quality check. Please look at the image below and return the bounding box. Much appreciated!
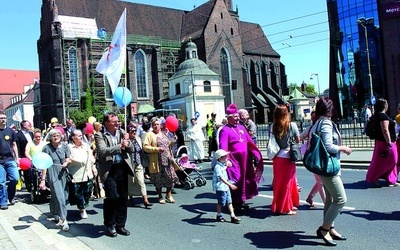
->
[36,0,287,127]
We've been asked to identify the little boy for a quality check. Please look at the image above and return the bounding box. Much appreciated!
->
[212,149,241,224]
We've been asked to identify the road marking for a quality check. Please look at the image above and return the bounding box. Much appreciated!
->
[257,194,356,210]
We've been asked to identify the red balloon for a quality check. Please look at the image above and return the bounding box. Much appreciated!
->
[19,158,32,170]
[86,123,94,134]
[165,116,179,132]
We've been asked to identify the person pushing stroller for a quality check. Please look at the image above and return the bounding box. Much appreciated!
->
[212,149,240,224]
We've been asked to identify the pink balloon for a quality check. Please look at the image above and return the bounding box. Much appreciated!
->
[86,123,94,134]
[165,116,179,132]
[19,158,32,170]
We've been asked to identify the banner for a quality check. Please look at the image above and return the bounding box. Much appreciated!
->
[95,9,127,94]
[12,108,22,122]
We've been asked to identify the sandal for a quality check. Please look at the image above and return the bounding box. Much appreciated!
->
[284,210,297,215]
[165,196,175,203]
[158,197,166,204]
[306,197,315,207]
[216,215,225,222]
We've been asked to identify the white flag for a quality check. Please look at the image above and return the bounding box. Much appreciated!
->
[12,108,22,122]
[96,9,127,94]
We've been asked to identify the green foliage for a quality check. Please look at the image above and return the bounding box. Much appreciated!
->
[305,85,317,95]
[69,78,105,125]
[288,82,317,95]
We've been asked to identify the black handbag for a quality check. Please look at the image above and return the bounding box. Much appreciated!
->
[65,169,78,205]
[288,123,302,162]
[139,149,149,168]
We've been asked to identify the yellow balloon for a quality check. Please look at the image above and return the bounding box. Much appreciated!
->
[88,116,97,124]
[50,117,58,123]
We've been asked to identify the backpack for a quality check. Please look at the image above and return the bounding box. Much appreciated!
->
[365,115,376,140]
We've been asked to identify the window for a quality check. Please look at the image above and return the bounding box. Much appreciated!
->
[215,24,217,33]
[221,12,223,19]
[257,62,263,89]
[175,83,181,95]
[68,47,80,101]
[135,50,148,99]
[203,81,211,92]
[220,48,232,106]
[231,28,234,36]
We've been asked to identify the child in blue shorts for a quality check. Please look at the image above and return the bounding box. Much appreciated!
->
[212,149,240,224]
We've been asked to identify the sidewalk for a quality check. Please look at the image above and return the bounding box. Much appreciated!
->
[0,196,91,250]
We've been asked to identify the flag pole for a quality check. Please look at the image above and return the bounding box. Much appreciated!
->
[124,9,127,133]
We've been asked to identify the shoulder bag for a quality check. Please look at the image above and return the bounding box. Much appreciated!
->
[267,124,280,160]
[303,119,340,177]
[288,123,302,162]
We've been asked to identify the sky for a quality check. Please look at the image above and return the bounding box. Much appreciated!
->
[0,0,329,92]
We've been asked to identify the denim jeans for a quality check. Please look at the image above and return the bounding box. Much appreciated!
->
[0,161,20,206]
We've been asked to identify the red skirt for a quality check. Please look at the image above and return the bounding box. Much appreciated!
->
[271,157,299,214]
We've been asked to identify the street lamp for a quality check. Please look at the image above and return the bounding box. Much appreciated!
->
[310,73,320,95]
[357,18,373,99]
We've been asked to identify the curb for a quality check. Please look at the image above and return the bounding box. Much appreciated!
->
[0,197,92,250]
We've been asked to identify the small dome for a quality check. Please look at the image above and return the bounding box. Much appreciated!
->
[186,41,197,49]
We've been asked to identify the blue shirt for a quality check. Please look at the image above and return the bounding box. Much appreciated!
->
[212,161,229,191]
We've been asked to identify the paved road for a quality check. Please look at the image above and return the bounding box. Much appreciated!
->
[2,157,399,250]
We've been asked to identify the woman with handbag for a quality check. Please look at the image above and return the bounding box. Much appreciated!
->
[68,129,97,219]
[39,129,71,231]
[143,117,179,204]
[366,98,398,187]
[311,97,352,246]
[270,105,300,215]
[127,124,152,208]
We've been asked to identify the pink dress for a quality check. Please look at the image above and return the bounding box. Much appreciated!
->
[219,123,263,206]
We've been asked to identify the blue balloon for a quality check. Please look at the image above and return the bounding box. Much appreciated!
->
[32,152,53,170]
[113,87,132,107]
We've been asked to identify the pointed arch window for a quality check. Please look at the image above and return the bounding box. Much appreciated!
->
[135,50,148,99]
[220,48,232,106]
[257,62,263,89]
[68,47,80,101]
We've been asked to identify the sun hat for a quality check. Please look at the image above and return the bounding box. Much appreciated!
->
[215,149,229,160]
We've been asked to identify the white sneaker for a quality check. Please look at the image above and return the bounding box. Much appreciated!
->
[80,210,88,219]
[61,220,69,231]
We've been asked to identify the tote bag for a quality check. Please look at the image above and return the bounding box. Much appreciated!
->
[267,124,280,160]
[303,120,340,177]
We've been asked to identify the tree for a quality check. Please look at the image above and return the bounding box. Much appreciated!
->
[287,82,317,95]
[304,84,317,95]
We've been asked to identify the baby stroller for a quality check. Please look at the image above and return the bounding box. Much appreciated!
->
[175,148,207,190]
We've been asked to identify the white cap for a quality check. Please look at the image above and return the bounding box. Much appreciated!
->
[215,149,229,160]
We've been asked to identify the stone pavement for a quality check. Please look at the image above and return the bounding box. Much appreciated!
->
[0,148,374,249]
[0,197,91,250]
